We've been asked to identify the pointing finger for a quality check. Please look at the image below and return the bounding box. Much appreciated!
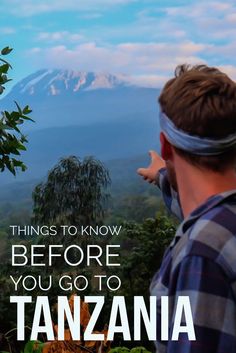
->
[137,168,148,177]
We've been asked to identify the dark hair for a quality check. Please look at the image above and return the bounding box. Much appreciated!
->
[158,64,236,172]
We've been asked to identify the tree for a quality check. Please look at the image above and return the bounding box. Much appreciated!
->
[32,156,111,225]
[0,46,33,175]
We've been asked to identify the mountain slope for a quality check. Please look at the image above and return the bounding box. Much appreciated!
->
[13,69,127,96]
[0,69,161,184]
[1,69,160,129]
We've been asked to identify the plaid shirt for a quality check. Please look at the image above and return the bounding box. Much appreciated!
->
[150,168,236,353]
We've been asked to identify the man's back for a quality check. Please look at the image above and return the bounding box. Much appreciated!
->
[151,176,236,352]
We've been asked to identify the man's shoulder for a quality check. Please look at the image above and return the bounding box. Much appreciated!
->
[173,202,236,279]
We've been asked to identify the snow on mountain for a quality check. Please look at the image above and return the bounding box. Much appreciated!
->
[15,69,129,96]
[0,68,160,131]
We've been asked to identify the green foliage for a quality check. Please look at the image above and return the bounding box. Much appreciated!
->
[109,348,130,353]
[131,348,151,353]
[0,340,43,353]
[22,340,44,353]
[109,347,152,353]
[0,47,33,175]
[103,215,175,350]
[130,348,152,353]
[108,194,164,223]
[112,215,175,297]
[32,155,111,225]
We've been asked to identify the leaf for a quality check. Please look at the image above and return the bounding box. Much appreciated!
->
[130,348,152,353]
[1,46,13,55]
[23,105,33,114]
[33,341,45,353]
[108,347,130,353]
[0,57,12,68]
[22,340,44,353]
[14,100,22,114]
[0,74,8,84]
[17,143,27,151]
[21,164,27,172]
[0,63,9,74]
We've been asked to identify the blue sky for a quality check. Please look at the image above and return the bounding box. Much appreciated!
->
[0,0,236,87]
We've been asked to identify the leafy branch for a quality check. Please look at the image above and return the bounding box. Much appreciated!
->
[0,46,33,175]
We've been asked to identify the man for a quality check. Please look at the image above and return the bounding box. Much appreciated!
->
[138,64,236,353]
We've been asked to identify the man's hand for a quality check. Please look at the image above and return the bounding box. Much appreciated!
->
[137,150,165,184]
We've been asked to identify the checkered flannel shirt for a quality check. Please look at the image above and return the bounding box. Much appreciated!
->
[150,167,236,353]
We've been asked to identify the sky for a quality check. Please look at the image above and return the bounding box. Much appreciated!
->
[1,0,236,88]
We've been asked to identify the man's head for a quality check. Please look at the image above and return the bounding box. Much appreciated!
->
[159,64,236,173]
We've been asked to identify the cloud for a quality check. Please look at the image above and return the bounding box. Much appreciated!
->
[164,1,236,41]
[0,0,137,16]
[0,27,16,35]
[75,1,236,46]
[95,7,188,43]
[4,0,236,88]
[165,1,233,18]
[78,12,103,20]
[225,13,236,23]
[29,47,41,54]
[28,41,207,87]
[37,31,84,42]
[128,74,170,88]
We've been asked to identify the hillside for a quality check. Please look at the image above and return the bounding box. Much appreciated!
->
[0,154,156,204]
[0,153,162,225]
[0,69,161,185]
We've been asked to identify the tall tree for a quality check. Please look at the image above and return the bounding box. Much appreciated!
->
[0,47,33,175]
[32,156,111,225]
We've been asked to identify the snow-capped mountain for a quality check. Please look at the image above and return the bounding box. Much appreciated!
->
[0,69,161,185]
[14,69,129,96]
[1,69,159,130]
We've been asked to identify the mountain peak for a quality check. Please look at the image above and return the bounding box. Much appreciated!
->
[15,69,129,96]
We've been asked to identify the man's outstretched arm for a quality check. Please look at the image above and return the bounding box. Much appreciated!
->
[137,150,166,186]
[137,150,183,220]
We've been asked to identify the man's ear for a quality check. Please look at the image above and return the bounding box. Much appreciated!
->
[160,132,173,161]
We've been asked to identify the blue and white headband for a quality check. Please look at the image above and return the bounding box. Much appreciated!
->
[159,112,236,156]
